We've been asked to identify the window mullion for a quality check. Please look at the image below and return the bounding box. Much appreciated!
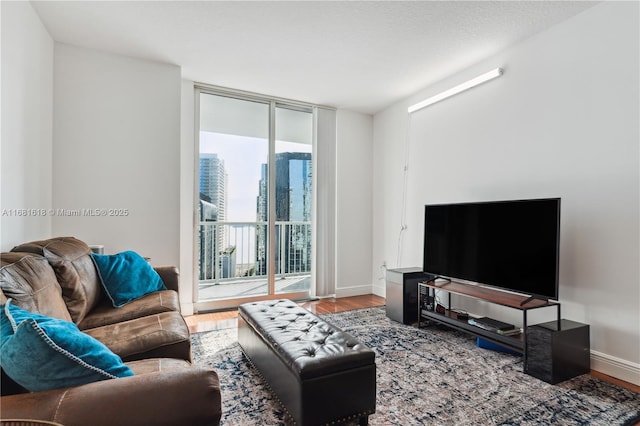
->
[267,101,277,295]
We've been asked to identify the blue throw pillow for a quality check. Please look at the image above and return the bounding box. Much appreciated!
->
[91,250,166,307]
[0,300,134,392]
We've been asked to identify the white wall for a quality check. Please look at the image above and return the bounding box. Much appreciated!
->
[371,103,412,297]
[373,1,639,384]
[0,1,54,251]
[52,44,181,267]
[336,110,373,296]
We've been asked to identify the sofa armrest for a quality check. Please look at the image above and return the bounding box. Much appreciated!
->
[154,266,180,293]
[0,367,221,426]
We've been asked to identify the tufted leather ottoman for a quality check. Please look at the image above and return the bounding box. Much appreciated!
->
[238,299,376,426]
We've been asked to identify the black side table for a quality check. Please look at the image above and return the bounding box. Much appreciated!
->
[525,319,590,384]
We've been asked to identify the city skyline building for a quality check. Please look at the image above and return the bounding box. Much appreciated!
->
[199,153,227,222]
[199,153,229,280]
[198,197,217,280]
[256,152,312,276]
[256,163,268,276]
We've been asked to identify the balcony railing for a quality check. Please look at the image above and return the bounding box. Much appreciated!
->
[198,221,312,286]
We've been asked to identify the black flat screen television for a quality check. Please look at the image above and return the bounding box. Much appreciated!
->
[423,198,560,301]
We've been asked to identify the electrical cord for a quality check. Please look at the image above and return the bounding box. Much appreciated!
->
[396,115,412,266]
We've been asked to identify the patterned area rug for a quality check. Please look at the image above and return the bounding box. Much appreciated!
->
[191,307,640,425]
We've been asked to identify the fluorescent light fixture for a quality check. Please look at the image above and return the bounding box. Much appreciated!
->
[408,67,503,114]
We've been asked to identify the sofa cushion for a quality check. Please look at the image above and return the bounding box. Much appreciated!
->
[0,300,133,392]
[90,251,166,307]
[153,265,181,293]
[12,237,102,324]
[0,252,72,322]
[84,311,192,362]
[78,289,180,330]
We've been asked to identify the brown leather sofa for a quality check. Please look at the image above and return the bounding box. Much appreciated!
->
[0,237,222,426]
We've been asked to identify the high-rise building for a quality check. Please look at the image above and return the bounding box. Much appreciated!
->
[199,153,228,280]
[199,196,217,280]
[256,164,268,275]
[275,152,312,222]
[256,152,312,276]
[200,153,226,221]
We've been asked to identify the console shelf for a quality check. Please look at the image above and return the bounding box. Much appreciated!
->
[417,281,561,368]
[423,281,554,310]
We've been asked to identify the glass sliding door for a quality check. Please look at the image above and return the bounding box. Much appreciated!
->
[195,89,313,311]
[274,106,313,294]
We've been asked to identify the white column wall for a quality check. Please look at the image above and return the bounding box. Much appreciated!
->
[1,1,54,250]
[335,110,374,297]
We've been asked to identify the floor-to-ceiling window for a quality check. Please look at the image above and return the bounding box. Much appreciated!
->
[195,88,314,311]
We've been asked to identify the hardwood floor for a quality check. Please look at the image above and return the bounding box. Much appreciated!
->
[184,294,385,333]
[185,294,640,395]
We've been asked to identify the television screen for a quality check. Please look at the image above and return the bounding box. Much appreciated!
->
[423,198,560,300]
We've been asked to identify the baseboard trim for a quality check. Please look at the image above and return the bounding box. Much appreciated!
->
[372,285,385,298]
[335,285,374,298]
[591,350,640,386]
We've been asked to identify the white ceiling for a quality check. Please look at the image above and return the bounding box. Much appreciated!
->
[31,1,599,115]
